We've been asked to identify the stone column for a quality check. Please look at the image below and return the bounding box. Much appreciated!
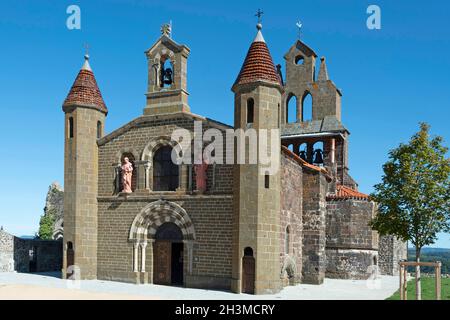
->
[114,164,121,194]
[135,161,151,192]
[133,242,139,272]
[140,242,147,272]
[185,241,194,274]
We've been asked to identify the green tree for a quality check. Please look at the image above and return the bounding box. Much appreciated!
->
[370,123,450,300]
[38,210,56,240]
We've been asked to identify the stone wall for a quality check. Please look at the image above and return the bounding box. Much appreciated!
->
[325,199,378,279]
[0,229,14,272]
[0,229,62,273]
[280,154,303,285]
[97,196,233,289]
[301,170,328,284]
[378,235,407,275]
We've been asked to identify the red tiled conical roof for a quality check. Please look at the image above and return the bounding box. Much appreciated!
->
[63,56,107,114]
[234,26,282,87]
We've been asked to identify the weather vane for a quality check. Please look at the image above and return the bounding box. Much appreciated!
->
[255,9,264,24]
[296,20,303,39]
[84,42,90,56]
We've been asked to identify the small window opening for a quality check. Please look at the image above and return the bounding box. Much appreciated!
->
[247,98,254,124]
[68,117,74,138]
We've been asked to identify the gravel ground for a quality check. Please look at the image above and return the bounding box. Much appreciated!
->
[0,272,399,300]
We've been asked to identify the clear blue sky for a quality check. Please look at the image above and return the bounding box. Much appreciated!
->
[0,0,448,247]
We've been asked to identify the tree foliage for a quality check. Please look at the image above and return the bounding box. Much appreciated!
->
[38,208,56,240]
[370,123,450,251]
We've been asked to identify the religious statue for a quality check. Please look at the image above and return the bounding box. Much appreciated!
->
[121,157,133,193]
[194,155,209,194]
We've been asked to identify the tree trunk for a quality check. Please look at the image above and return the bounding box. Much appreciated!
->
[415,248,421,300]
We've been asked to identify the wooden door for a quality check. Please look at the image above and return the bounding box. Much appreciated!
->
[242,256,255,294]
[66,251,74,278]
[153,241,172,285]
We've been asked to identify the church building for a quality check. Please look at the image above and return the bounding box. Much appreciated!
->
[61,21,405,294]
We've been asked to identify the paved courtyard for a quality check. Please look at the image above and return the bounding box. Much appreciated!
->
[0,272,399,300]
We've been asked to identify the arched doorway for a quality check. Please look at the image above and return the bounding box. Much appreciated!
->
[153,222,184,286]
[66,242,74,279]
[242,247,255,294]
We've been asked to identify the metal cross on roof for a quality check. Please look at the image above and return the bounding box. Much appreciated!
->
[296,20,303,39]
[295,20,303,40]
[161,21,172,38]
[255,9,264,23]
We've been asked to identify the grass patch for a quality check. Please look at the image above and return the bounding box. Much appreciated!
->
[386,277,450,300]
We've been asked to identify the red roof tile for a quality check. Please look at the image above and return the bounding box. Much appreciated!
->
[327,185,369,201]
[63,68,107,114]
[234,40,281,86]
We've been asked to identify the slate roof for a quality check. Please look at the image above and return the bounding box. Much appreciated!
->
[282,116,348,137]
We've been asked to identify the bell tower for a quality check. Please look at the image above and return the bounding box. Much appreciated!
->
[231,22,283,294]
[62,54,107,279]
[281,38,352,188]
[144,23,191,115]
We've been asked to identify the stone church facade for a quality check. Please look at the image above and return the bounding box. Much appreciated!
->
[61,23,405,294]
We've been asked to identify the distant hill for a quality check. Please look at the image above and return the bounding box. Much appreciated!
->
[407,248,450,274]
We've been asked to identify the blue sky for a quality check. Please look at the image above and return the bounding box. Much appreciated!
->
[0,0,448,247]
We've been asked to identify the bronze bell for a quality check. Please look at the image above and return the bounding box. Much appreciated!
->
[313,149,324,164]
[299,150,307,161]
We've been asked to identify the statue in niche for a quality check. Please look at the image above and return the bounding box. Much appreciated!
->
[194,154,209,194]
[121,157,133,193]
[160,61,173,87]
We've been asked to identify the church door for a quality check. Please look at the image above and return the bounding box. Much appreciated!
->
[242,247,255,294]
[153,222,184,286]
[153,241,172,285]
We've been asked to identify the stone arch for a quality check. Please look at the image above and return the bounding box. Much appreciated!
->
[129,199,196,242]
[141,136,183,162]
[115,148,139,164]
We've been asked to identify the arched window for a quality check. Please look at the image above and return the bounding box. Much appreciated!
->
[244,247,253,257]
[302,92,313,122]
[68,117,74,138]
[298,143,307,161]
[312,141,324,165]
[285,226,290,254]
[288,144,294,152]
[277,103,280,127]
[295,55,304,65]
[153,146,179,191]
[97,121,102,139]
[247,98,254,124]
[287,94,297,123]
